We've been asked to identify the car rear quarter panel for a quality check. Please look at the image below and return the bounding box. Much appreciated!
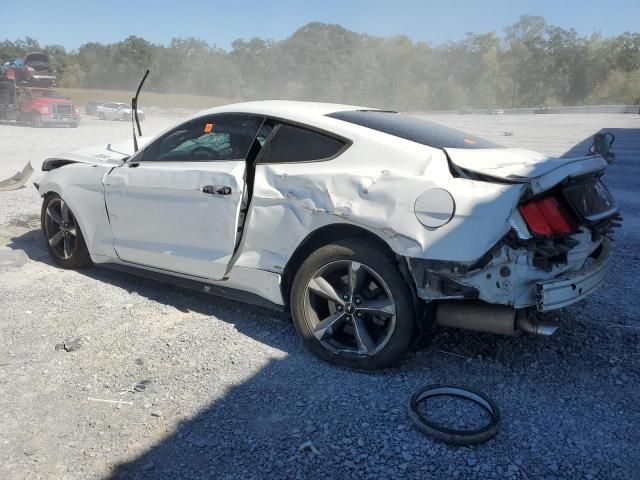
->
[233,135,525,275]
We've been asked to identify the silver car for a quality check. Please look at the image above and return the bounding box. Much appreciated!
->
[96,102,145,121]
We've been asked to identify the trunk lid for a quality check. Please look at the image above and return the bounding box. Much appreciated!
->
[445,147,608,194]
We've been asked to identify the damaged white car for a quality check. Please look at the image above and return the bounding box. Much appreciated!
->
[36,101,619,369]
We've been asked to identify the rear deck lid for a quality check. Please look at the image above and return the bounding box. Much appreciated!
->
[445,147,608,194]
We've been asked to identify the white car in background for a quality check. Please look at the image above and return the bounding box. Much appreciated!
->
[96,102,145,121]
[35,101,618,370]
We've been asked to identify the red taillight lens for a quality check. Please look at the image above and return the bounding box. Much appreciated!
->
[518,196,573,236]
[537,197,572,234]
[519,202,554,236]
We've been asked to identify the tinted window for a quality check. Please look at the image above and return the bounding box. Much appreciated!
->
[259,124,346,164]
[327,110,503,150]
[142,114,264,162]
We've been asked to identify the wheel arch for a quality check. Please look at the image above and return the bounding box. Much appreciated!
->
[281,222,407,306]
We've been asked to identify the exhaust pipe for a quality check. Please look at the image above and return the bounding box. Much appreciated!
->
[435,302,559,337]
[515,313,559,336]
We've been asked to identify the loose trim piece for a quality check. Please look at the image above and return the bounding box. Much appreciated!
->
[408,384,500,445]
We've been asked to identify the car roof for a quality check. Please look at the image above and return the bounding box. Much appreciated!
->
[197,100,371,124]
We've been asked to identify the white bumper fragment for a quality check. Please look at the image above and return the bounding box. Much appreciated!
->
[536,240,611,312]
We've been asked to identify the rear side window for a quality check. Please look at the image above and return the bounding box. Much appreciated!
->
[327,110,503,150]
[258,124,346,164]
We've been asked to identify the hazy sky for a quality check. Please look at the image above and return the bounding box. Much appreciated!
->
[2,0,638,49]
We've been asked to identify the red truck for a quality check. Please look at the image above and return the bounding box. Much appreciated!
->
[0,80,80,128]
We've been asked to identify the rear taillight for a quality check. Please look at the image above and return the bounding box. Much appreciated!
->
[518,196,573,236]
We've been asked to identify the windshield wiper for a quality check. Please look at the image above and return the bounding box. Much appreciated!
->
[131,69,150,153]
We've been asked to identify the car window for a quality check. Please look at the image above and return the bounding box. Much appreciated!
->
[258,123,346,164]
[142,114,265,162]
[327,110,503,150]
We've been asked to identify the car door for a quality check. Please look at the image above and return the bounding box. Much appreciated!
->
[18,89,32,114]
[98,103,109,118]
[105,103,117,120]
[103,113,264,280]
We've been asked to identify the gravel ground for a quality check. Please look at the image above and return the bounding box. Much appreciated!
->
[0,113,639,479]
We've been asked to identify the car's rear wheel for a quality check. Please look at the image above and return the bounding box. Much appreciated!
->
[98,112,105,120]
[290,239,415,370]
[41,194,92,269]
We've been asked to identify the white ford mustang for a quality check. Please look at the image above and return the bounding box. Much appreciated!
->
[36,101,618,369]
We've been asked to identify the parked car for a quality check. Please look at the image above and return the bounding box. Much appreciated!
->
[15,53,56,85]
[85,101,106,115]
[96,102,144,121]
[35,101,618,369]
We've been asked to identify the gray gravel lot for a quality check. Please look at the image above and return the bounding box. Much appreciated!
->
[0,113,639,479]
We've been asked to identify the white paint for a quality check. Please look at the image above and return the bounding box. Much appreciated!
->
[445,147,608,194]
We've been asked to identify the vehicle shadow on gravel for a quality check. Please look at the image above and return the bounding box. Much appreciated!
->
[7,226,640,478]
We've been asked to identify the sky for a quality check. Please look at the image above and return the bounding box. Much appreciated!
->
[1,0,638,50]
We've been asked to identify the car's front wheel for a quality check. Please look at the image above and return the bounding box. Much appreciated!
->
[290,239,415,370]
[41,193,92,269]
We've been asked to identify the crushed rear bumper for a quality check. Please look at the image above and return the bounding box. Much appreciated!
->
[536,240,611,312]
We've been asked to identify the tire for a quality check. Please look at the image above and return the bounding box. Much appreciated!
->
[31,112,42,128]
[41,193,92,269]
[70,123,79,128]
[290,238,415,370]
[98,112,105,120]
[408,385,500,445]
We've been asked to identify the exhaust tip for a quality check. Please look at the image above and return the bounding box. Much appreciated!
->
[516,312,559,337]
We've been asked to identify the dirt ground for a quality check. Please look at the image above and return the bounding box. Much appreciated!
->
[0,113,639,479]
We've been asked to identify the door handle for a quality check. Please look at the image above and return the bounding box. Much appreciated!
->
[202,185,232,195]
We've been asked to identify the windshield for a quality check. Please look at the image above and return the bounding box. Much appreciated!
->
[327,110,503,150]
[25,53,48,63]
[30,89,66,99]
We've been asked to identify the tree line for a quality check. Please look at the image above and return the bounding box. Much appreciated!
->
[2,15,639,110]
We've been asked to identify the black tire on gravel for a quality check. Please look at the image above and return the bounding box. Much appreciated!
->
[408,384,501,446]
[290,238,415,370]
[40,193,92,269]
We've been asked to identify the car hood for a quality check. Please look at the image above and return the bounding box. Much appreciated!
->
[42,137,152,171]
[444,147,608,194]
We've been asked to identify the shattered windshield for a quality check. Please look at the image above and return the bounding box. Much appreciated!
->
[327,110,503,150]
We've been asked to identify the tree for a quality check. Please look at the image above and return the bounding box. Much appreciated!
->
[2,19,640,109]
